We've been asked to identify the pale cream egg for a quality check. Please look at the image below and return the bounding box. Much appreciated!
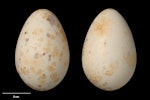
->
[82,8,137,91]
[15,9,70,91]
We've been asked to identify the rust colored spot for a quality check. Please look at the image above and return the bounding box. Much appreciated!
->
[50,72,59,83]
[105,70,113,76]
[95,22,106,32]
[59,52,63,61]
[63,60,69,69]
[46,33,55,39]
[50,34,55,39]
[56,23,61,29]
[60,52,63,58]
[104,87,112,91]
[56,31,59,36]
[47,65,55,72]
[64,61,67,67]
[20,67,29,75]
[123,52,136,67]
[33,29,38,35]
[47,62,56,73]
[24,32,27,34]
[19,51,24,56]
[40,78,46,84]
[32,57,42,67]
[93,16,111,36]
[20,67,26,75]
[33,28,43,35]
[52,47,58,57]
[102,82,108,87]
[61,32,67,43]
[105,61,118,76]
[51,62,56,67]
[90,75,102,84]
[42,12,48,19]
[39,73,46,84]
[36,69,42,75]
[43,47,50,53]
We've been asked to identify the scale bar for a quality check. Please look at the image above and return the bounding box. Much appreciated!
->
[2,92,31,94]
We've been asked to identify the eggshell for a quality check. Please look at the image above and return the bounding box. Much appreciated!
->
[15,9,70,91]
[82,8,137,91]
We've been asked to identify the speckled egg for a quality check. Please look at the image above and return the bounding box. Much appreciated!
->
[82,8,137,91]
[15,9,70,91]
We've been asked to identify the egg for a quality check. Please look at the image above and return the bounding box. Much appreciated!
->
[82,8,137,91]
[15,9,70,91]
